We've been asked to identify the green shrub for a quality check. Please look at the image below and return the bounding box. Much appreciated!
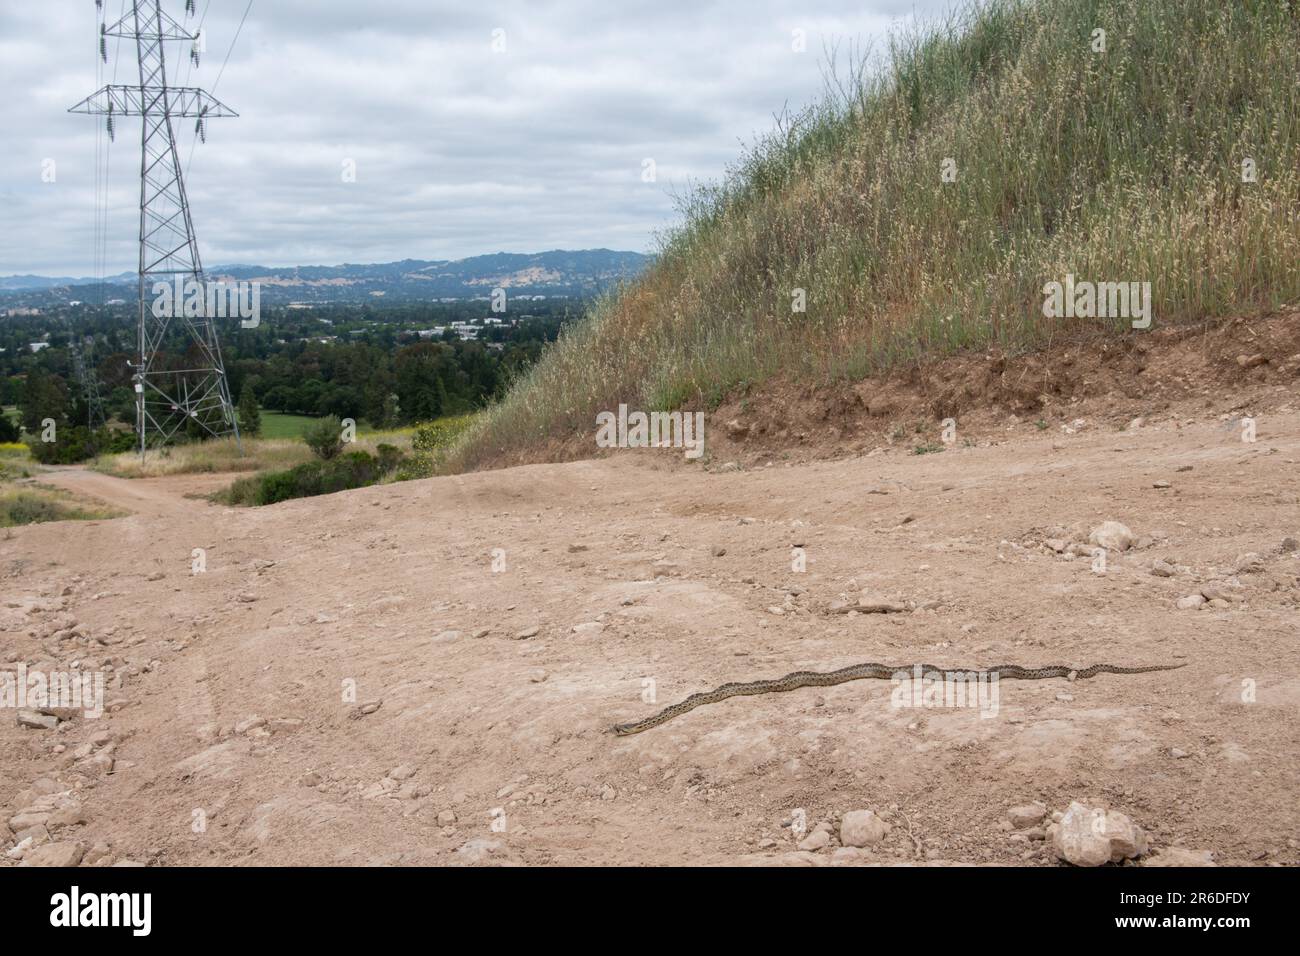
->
[402,414,476,478]
[25,425,132,464]
[218,445,408,506]
[302,415,344,460]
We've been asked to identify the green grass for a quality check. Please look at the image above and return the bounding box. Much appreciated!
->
[257,411,322,440]
[449,0,1300,472]
[258,410,416,442]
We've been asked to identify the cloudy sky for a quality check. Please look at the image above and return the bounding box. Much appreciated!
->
[1,0,956,277]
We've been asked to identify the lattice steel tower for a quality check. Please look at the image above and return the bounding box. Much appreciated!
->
[70,0,241,453]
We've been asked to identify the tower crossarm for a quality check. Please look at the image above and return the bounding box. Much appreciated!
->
[68,85,237,119]
[104,5,197,41]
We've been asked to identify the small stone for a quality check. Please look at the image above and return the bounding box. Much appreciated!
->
[455,838,506,865]
[89,753,115,774]
[1152,480,1171,489]
[711,545,727,557]
[1176,594,1206,610]
[1145,847,1215,867]
[1200,583,1243,603]
[1234,553,1264,574]
[1008,802,1048,829]
[571,622,603,636]
[1151,560,1177,577]
[46,807,87,830]
[840,809,890,847]
[515,626,540,640]
[1089,521,1135,552]
[797,830,831,852]
[16,709,58,731]
[234,716,266,735]
[82,843,112,866]
[20,842,86,867]
[389,764,417,781]
[437,809,457,826]
[432,630,461,643]
[1281,537,1299,553]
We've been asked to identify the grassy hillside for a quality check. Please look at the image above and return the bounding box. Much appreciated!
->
[450,0,1300,471]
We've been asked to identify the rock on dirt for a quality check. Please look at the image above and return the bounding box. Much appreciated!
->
[1144,847,1215,867]
[840,809,891,847]
[1049,801,1147,866]
[1008,802,1048,829]
[797,830,831,851]
[20,841,86,867]
[15,709,59,731]
[1089,521,1135,552]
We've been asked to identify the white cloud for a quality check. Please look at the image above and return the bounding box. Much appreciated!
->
[0,0,958,275]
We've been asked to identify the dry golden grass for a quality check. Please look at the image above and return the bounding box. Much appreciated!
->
[451,0,1300,472]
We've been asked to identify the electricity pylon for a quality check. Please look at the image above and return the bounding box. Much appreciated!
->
[70,1,241,454]
[68,333,107,429]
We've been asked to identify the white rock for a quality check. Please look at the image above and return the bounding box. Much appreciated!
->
[1176,594,1206,610]
[1051,801,1147,866]
[1089,521,1135,552]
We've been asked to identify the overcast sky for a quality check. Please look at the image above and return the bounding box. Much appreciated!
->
[1,0,956,276]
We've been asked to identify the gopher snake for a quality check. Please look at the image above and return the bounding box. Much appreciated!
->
[611,661,1184,736]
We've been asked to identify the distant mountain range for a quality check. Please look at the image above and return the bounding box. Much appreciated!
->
[0,249,651,306]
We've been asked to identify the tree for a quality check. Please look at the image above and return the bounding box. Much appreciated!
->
[303,415,344,460]
[238,383,261,437]
[20,369,68,433]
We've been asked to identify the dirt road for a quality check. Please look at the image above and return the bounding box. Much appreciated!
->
[2,407,1298,866]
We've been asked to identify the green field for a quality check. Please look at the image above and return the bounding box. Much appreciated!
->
[257,411,321,440]
[256,410,415,442]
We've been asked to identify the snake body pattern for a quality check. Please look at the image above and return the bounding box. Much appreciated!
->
[611,661,1185,736]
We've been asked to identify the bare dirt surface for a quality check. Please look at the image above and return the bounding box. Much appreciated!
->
[3,379,1299,866]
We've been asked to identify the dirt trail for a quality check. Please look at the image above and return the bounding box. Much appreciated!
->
[37,468,226,518]
[2,403,1299,866]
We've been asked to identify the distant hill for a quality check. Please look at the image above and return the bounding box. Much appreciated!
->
[0,249,650,306]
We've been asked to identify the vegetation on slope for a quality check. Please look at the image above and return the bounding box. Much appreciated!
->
[450,0,1300,471]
